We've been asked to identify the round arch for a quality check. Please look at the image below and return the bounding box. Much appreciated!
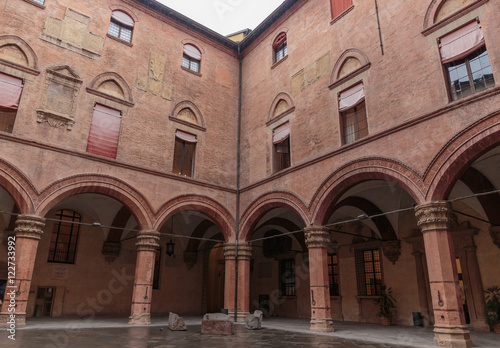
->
[35,174,154,230]
[426,114,500,201]
[154,195,235,242]
[0,159,36,214]
[310,157,425,225]
[239,191,309,242]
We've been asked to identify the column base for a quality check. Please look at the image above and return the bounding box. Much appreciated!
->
[470,318,490,332]
[310,318,334,333]
[128,313,151,325]
[228,311,249,323]
[0,313,26,328]
[433,326,473,348]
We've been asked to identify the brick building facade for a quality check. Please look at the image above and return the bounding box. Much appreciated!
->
[0,0,499,346]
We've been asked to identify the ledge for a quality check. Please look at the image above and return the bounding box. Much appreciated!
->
[271,54,288,70]
[86,88,135,107]
[0,59,40,76]
[330,5,354,25]
[266,107,295,127]
[168,116,206,132]
[181,66,202,77]
[106,34,133,47]
[329,63,371,90]
[422,0,489,36]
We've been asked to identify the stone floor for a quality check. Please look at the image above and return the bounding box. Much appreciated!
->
[1,316,499,348]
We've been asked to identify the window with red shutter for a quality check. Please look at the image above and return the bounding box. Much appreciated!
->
[86,104,122,159]
[0,72,23,133]
[331,0,353,19]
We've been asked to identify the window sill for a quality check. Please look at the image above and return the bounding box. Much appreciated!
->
[271,55,288,70]
[330,5,354,25]
[181,66,202,77]
[447,84,497,106]
[106,34,133,47]
[21,0,45,9]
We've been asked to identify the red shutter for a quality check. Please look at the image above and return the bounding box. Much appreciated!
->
[331,0,353,19]
[86,104,121,159]
[273,33,287,49]
[0,73,23,110]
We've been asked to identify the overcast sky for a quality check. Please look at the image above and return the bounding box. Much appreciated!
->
[156,0,285,36]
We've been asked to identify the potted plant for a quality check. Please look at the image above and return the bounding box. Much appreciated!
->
[485,286,500,333]
[374,285,396,326]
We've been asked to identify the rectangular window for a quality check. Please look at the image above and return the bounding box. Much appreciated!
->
[279,258,296,297]
[328,253,340,296]
[86,104,122,159]
[331,0,353,19]
[341,101,368,144]
[48,210,81,264]
[440,21,494,101]
[273,121,290,172]
[173,130,196,177]
[0,72,23,133]
[153,247,161,290]
[355,249,383,296]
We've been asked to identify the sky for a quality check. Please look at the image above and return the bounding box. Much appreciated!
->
[156,0,285,36]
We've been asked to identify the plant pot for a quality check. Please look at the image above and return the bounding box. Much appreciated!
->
[379,316,392,326]
[493,322,500,334]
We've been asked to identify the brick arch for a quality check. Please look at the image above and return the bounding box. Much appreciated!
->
[171,100,205,128]
[0,158,36,214]
[35,174,154,230]
[239,191,309,242]
[268,92,294,122]
[425,113,500,201]
[310,157,425,225]
[0,35,38,70]
[154,195,235,241]
[330,48,370,85]
[423,0,483,30]
[88,72,133,104]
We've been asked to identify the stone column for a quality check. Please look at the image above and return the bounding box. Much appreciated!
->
[415,202,472,348]
[304,226,334,333]
[224,242,252,322]
[463,245,488,331]
[0,215,45,328]
[128,230,160,325]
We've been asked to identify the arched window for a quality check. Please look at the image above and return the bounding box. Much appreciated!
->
[182,44,201,73]
[48,209,81,264]
[273,32,287,63]
[108,10,134,43]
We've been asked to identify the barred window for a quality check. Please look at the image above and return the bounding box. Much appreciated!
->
[273,32,287,64]
[182,44,201,73]
[355,249,382,296]
[108,11,134,43]
[279,259,296,296]
[48,210,81,264]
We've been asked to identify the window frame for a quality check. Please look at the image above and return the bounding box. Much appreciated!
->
[340,100,368,145]
[86,103,123,159]
[274,137,290,172]
[355,248,383,296]
[272,32,288,65]
[330,0,354,21]
[108,11,134,44]
[172,135,196,177]
[0,72,24,134]
[47,209,81,264]
[279,258,296,297]
[182,54,201,74]
[443,45,494,101]
[328,253,340,297]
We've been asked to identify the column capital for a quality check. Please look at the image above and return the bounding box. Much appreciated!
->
[15,215,45,240]
[304,226,330,249]
[136,230,160,251]
[224,242,252,260]
[414,201,455,233]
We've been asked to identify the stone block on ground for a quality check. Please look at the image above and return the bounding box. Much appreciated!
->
[168,312,187,331]
[245,310,263,330]
[201,313,233,335]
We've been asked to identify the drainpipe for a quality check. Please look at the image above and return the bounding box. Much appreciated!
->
[375,0,384,55]
[233,44,243,322]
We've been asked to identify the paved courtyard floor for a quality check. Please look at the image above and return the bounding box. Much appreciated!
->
[1,316,499,348]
